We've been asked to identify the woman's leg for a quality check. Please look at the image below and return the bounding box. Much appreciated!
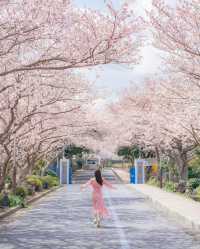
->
[93,213,97,224]
[96,212,101,227]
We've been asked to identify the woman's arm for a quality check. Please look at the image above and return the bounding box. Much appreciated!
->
[103,178,116,189]
[81,179,92,191]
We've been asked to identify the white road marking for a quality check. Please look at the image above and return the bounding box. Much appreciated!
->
[105,190,131,249]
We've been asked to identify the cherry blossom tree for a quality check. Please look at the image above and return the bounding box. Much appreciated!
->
[81,0,200,183]
[101,78,200,181]
[149,0,200,84]
[0,0,145,190]
[0,0,142,78]
[0,70,95,190]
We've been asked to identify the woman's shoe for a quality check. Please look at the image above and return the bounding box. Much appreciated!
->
[96,220,100,228]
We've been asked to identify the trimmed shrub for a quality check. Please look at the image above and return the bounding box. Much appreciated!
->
[41,175,59,189]
[147,177,160,187]
[26,175,43,191]
[192,186,200,202]
[0,193,26,208]
[195,186,200,197]
[164,181,177,192]
[187,178,200,190]
[27,185,35,196]
[16,186,28,199]
[8,195,24,207]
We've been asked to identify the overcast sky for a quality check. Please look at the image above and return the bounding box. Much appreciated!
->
[74,0,162,106]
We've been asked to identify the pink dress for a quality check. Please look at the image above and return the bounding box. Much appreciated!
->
[83,178,114,218]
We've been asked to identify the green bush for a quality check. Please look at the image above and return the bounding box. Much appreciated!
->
[0,193,26,208]
[15,186,28,199]
[147,177,160,187]
[187,178,200,190]
[27,185,35,196]
[195,186,200,197]
[8,195,24,207]
[0,193,3,206]
[41,175,59,188]
[26,175,42,191]
[164,181,177,192]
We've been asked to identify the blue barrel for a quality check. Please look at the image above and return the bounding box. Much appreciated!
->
[130,167,135,184]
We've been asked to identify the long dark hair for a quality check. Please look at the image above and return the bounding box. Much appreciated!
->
[95,169,103,186]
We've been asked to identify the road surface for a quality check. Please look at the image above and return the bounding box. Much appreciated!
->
[0,169,199,249]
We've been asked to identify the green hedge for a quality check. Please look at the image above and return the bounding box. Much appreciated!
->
[0,193,25,208]
[147,177,160,187]
[8,194,25,207]
[0,174,59,208]
[187,178,200,190]
[16,186,28,199]
[26,175,42,191]
[40,175,59,188]
[164,181,177,192]
[195,186,200,197]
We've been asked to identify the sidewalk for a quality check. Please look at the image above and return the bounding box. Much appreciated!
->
[112,168,130,183]
[113,168,200,230]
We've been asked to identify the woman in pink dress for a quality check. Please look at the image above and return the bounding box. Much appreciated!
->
[81,169,115,228]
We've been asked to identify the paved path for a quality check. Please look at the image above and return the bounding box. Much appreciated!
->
[0,169,200,249]
[113,168,200,230]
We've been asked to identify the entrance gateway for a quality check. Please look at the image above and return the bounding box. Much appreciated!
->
[59,158,72,185]
[130,159,158,184]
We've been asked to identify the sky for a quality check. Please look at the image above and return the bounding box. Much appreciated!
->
[74,0,162,106]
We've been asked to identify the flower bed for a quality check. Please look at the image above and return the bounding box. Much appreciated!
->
[0,175,59,210]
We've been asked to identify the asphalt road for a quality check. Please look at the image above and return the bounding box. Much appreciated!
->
[0,169,199,249]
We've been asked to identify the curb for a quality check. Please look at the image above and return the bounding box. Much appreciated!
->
[0,186,62,220]
[112,168,125,183]
[113,169,200,231]
[127,184,200,232]
[26,186,61,205]
[0,206,21,219]
[112,168,129,183]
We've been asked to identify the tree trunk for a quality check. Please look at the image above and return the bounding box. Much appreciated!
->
[0,166,3,192]
[174,151,188,182]
[130,157,135,166]
[0,162,9,192]
[0,176,5,192]
[155,147,162,188]
[12,166,17,193]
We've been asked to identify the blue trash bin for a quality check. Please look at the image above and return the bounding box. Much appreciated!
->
[69,166,72,184]
[130,167,135,184]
